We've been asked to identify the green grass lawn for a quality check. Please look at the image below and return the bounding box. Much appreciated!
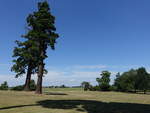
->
[44,87,82,92]
[0,88,150,113]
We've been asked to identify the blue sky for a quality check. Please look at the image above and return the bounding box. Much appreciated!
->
[0,0,150,86]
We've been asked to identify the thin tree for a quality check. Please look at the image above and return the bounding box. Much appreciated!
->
[24,1,59,94]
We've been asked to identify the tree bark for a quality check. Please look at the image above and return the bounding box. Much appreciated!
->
[35,48,44,94]
[35,64,44,94]
[144,90,146,94]
[24,64,32,91]
[134,89,136,93]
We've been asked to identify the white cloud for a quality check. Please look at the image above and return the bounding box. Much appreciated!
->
[72,65,107,69]
[0,64,150,86]
[42,71,98,86]
[0,74,26,86]
[42,70,117,86]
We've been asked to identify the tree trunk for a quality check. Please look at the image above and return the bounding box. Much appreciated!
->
[35,48,44,94]
[144,90,146,94]
[134,89,136,93]
[24,64,32,91]
[35,64,44,94]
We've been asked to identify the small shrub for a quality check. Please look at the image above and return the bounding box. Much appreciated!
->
[29,80,36,91]
[109,86,117,91]
[90,86,101,91]
[81,82,92,91]
[11,80,36,91]
[0,81,9,90]
[11,85,24,91]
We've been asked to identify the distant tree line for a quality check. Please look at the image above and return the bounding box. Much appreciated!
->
[48,85,69,88]
[1,67,150,94]
[0,80,36,91]
[0,82,81,91]
[81,67,150,94]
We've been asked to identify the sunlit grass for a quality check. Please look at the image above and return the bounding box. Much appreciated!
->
[0,89,150,113]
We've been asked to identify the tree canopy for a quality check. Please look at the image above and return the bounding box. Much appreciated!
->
[114,67,150,93]
[96,71,111,91]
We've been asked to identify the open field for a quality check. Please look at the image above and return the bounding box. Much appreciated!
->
[0,88,150,113]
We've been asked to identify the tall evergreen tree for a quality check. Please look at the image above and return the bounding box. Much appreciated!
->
[11,40,39,91]
[24,1,59,94]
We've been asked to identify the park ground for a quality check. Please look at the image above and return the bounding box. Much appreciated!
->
[0,88,150,113]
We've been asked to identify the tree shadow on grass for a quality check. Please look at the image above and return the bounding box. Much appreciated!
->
[0,104,36,110]
[123,91,150,95]
[0,100,150,113]
[44,92,68,95]
[37,100,150,113]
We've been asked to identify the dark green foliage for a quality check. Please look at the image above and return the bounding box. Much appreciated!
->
[114,67,150,93]
[11,38,39,91]
[60,85,67,88]
[96,71,111,91]
[136,67,150,93]
[29,80,36,91]
[0,81,9,90]
[11,40,39,78]
[81,81,92,91]
[24,1,59,52]
[114,69,137,92]
[12,1,53,93]
[11,85,24,91]
[23,1,59,94]
[90,85,101,91]
[109,85,117,91]
[114,72,121,91]
[11,80,36,91]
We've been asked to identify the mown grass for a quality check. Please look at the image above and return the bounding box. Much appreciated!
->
[44,87,82,92]
[0,88,150,113]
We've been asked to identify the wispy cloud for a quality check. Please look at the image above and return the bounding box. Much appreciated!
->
[0,74,26,86]
[72,65,107,69]
[0,64,150,86]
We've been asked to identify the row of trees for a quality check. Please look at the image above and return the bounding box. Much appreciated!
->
[11,1,59,94]
[114,67,150,93]
[81,71,111,91]
[81,67,150,94]
[0,80,36,91]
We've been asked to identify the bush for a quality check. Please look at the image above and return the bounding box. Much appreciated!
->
[0,81,9,90]
[29,80,36,91]
[109,85,117,91]
[100,84,110,91]
[81,82,92,91]
[60,85,66,88]
[90,86,101,91]
[11,80,36,91]
[11,85,24,91]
